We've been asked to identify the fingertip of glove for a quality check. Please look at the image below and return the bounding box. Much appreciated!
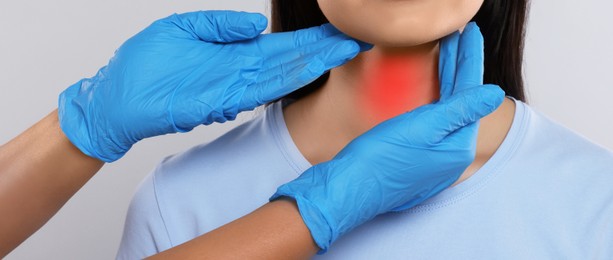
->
[320,23,342,35]
[483,84,505,101]
[250,13,269,32]
[356,40,374,52]
[337,40,361,59]
[319,23,372,52]
[476,84,506,114]
[231,12,268,38]
[316,39,361,71]
[464,22,481,34]
[459,22,484,47]
[322,40,360,69]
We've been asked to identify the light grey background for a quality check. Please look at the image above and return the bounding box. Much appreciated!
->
[1,0,611,259]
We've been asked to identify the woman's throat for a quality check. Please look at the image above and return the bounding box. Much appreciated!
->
[358,47,440,123]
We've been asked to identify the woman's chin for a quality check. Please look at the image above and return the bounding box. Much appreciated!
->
[343,30,437,48]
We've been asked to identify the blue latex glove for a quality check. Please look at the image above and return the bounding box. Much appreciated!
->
[270,23,505,253]
[59,11,367,162]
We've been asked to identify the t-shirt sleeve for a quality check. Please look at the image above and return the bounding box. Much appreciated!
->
[116,168,172,260]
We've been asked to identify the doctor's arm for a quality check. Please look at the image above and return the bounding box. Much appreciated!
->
[0,10,361,257]
[0,110,104,256]
[0,112,318,258]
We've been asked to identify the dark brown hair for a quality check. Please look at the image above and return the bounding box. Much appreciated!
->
[271,0,529,102]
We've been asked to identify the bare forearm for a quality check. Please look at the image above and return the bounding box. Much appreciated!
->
[149,198,319,260]
[0,110,104,256]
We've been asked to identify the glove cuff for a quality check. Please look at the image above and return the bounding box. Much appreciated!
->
[58,79,126,163]
[270,182,340,254]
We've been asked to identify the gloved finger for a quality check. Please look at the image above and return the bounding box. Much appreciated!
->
[255,24,368,56]
[240,40,360,108]
[256,34,358,83]
[177,11,268,43]
[241,61,322,108]
[454,22,484,93]
[422,84,504,144]
[438,31,460,102]
[431,120,480,171]
[442,121,480,150]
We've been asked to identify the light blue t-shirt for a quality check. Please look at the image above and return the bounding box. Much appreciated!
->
[117,98,613,259]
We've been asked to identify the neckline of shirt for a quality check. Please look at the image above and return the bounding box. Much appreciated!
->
[404,97,531,213]
[266,100,313,175]
[266,97,531,213]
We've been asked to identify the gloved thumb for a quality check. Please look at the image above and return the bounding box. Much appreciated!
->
[176,10,268,43]
[425,84,505,144]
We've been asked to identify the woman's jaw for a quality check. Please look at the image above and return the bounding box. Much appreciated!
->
[317,0,484,47]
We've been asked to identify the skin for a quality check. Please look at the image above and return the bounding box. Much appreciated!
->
[285,0,516,185]
[0,110,318,258]
[317,0,485,46]
[0,110,104,256]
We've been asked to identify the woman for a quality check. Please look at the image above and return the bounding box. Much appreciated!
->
[1,7,501,259]
[118,0,613,259]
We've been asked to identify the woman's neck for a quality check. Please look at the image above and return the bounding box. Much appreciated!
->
[284,40,516,187]
[342,42,440,126]
[283,43,442,165]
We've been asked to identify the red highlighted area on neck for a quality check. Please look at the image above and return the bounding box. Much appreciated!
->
[359,55,439,123]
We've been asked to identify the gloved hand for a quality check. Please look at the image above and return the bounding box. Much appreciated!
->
[59,11,367,162]
[271,23,504,252]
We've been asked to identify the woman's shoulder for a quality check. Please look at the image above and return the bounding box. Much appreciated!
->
[517,101,613,172]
